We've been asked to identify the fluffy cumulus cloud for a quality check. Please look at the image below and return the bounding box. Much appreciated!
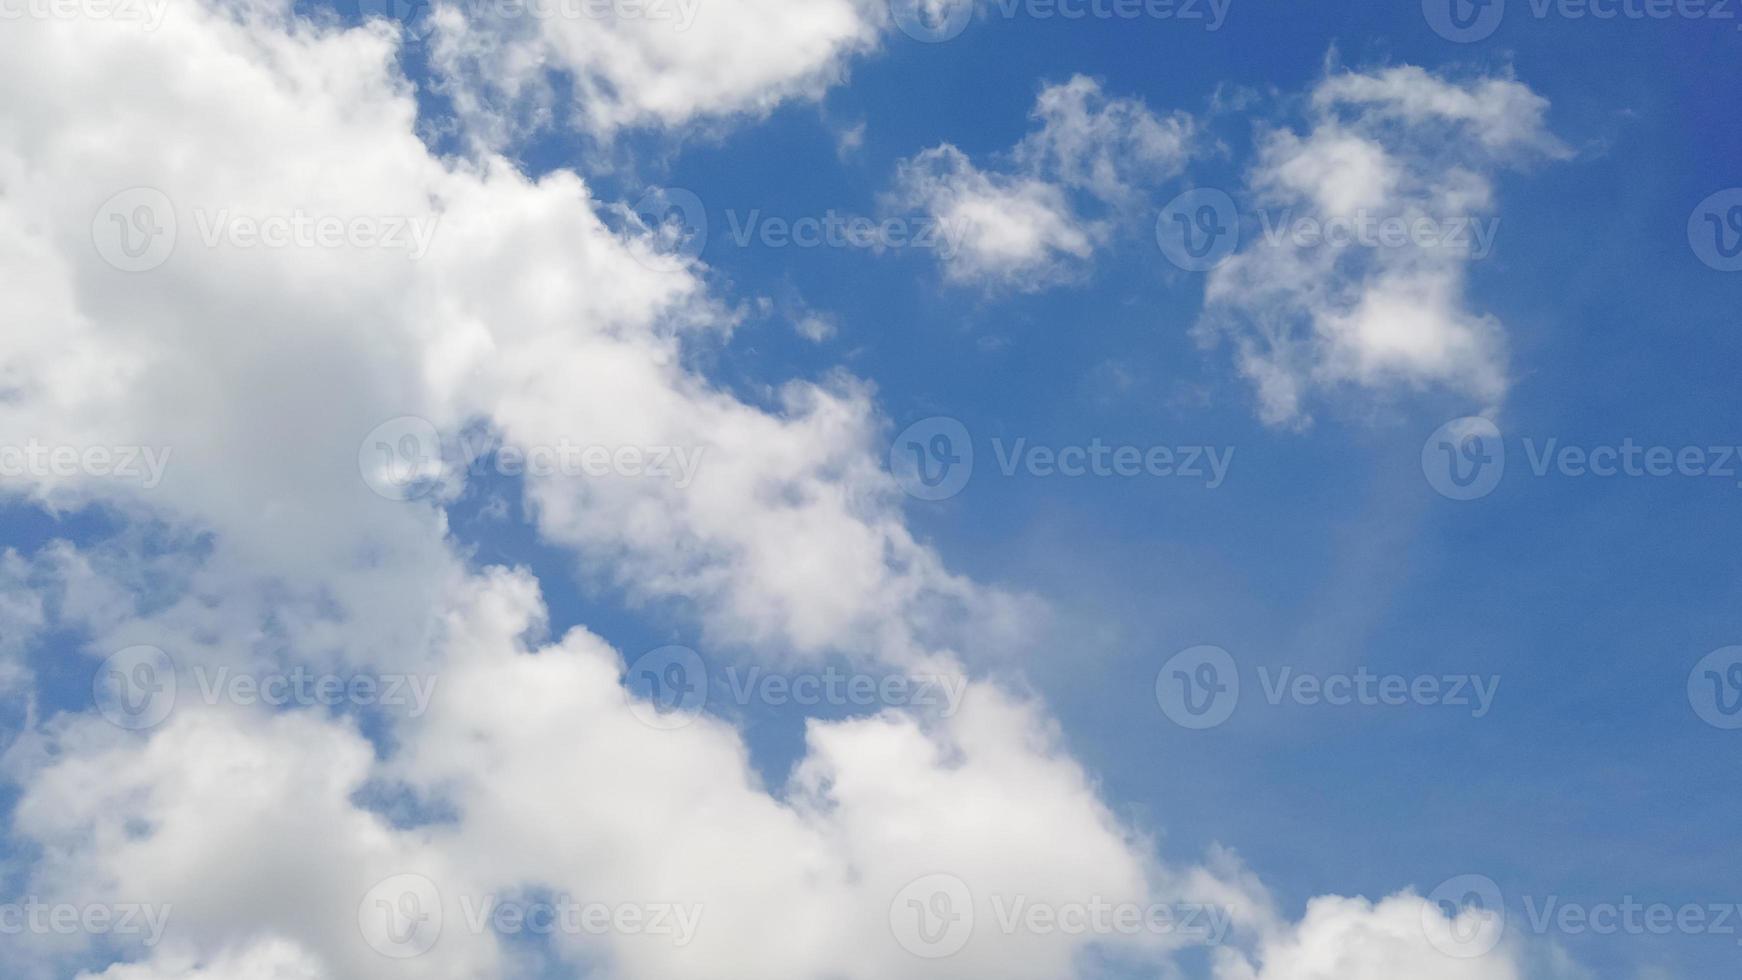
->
[8,568,1229,980]
[1015,74,1197,204]
[426,0,884,142]
[0,2,1572,978]
[1198,65,1570,427]
[889,75,1194,290]
[1212,893,1521,980]
[0,0,1024,674]
[889,145,1098,291]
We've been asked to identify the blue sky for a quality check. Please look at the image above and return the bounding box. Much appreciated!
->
[2,0,1740,977]
[544,6,1742,976]
[530,6,1742,976]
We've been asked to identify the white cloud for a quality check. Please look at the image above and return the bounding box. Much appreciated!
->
[889,76,1193,290]
[890,145,1099,290]
[1198,65,1569,426]
[76,940,328,980]
[1214,892,1526,980]
[9,569,1220,980]
[1015,74,1195,204]
[0,0,1026,672]
[426,0,884,143]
